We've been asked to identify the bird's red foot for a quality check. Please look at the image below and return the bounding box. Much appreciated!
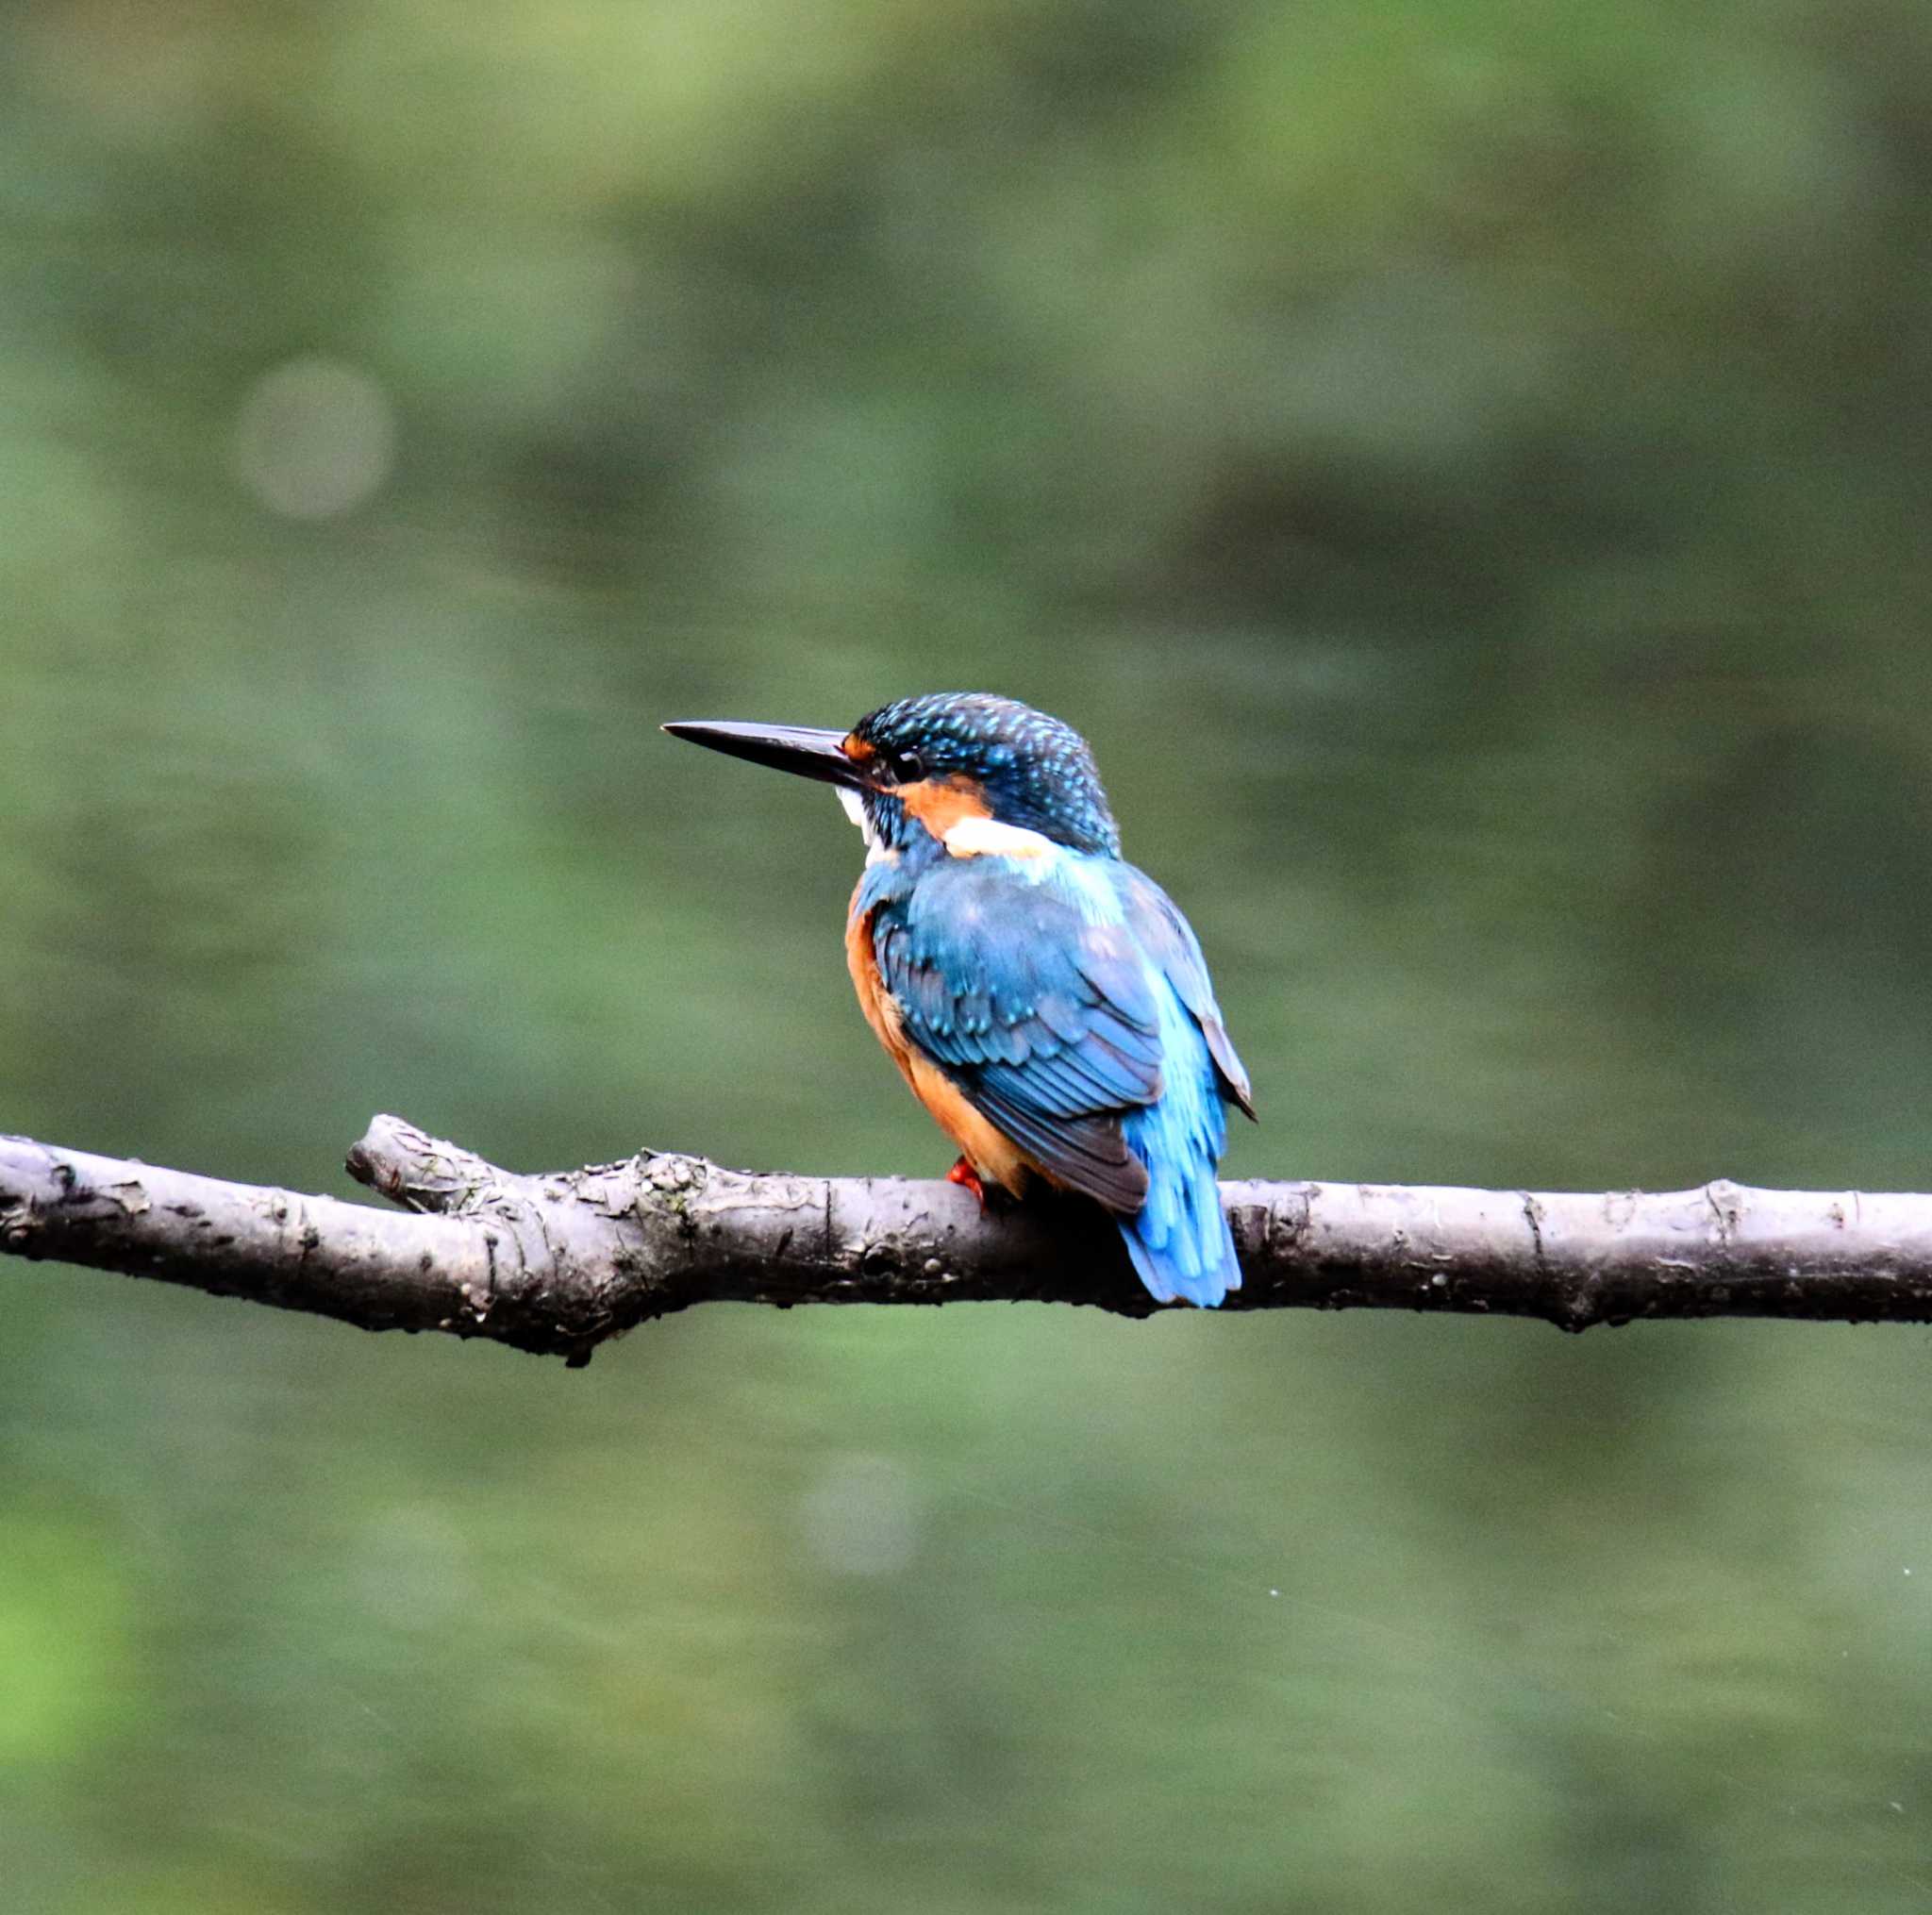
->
[946,1157,989,1208]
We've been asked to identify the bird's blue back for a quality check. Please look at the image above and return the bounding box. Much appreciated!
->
[857,824,1250,1307]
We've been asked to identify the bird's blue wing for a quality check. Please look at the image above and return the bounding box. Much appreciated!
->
[1118,868,1255,1118]
[868,853,1166,1214]
[866,848,1251,1305]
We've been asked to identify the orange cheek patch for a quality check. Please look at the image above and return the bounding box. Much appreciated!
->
[896,775,991,841]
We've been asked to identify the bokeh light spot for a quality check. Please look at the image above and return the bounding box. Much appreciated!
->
[231,357,397,520]
[795,1453,921,1577]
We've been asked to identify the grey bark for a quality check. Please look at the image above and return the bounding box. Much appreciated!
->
[3,1119,1929,1363]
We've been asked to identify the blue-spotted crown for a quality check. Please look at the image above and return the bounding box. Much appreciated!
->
[854,693,1123,858]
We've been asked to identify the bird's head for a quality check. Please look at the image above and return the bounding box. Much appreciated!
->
[663,692,1122,859]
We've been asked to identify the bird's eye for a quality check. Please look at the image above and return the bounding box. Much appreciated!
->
[896,749,927,782]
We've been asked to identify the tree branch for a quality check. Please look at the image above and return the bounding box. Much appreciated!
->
[3,1119,1930,1362]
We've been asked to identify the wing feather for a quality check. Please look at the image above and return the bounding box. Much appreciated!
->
[1119,869,1256,1118]
[872,856,1162,1210]
[869,851,1251,1215]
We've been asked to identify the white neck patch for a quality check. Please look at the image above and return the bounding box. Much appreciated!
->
[942,816,1055,860]
[838,788,1055,867]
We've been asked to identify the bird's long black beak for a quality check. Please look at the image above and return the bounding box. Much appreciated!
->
[660,720,870,790]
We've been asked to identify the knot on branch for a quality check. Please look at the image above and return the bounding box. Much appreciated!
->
[343,1115,702,1360]
[346,1117,497,1214]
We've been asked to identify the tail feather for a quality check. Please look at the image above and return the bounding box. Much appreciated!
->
[1120,1193,1241,1307]
[1117,982,1241,1307]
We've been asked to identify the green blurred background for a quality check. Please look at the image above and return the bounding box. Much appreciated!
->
[5,2,1932,1909]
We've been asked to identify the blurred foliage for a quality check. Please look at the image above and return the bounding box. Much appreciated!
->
[4,0,1932,1909]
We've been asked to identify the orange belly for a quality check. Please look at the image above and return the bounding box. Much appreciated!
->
[845,890,1037,1195]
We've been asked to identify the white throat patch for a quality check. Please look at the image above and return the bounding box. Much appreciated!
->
[836,785,891,866]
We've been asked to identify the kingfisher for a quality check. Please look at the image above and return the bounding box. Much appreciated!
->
[662,693,1255,1307]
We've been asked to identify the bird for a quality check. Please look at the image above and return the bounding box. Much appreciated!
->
[661,693,1255,1307]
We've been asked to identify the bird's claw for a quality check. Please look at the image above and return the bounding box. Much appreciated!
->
[946,1157,989,1208]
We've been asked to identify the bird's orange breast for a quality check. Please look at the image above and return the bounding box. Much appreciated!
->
[845,884,1036,1196]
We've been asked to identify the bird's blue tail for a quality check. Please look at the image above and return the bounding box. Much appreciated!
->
[1118,1180,1240,1307]
[1118,986,1240,1307]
